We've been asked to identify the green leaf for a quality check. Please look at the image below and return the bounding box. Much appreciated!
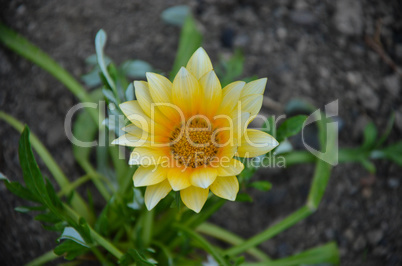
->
[382,141,402,167]
[45,177,63,209]
[122,60,153,79]
[377,112,395,147]
[262,116,276,138]
[264,242,339,265]
[35,212,61,224]
[235,193,253,202]
[276,115,307,143]
[54,239,89,260]
[127,188,145,210]
[161,5,191,26]
[18,127,49,205]
[362,121,378,149]
[5,181,40,203]
[102,88,119,106]
[95,29,116,93]
[58,227,90,248]
[216,49,245,87]
[81,68,102,88]
[249,181,272,191]
[120,249,156,266]
[169,14,202,79]
[94,203,110,236]
[72,106,97,165]
[125,83,135,101]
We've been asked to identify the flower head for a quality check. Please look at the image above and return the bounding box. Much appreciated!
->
[112,48,278,212]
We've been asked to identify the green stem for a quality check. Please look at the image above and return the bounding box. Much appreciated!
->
[142,209,154,248]
[26,250,59,266]
[224,206,312,257]
[0,111,93,223]
[173,224,229,266]
[197,222,270,261]
[0,23,99,125]
[63,204,124,259]
[57,174,92,197]
[79,160,112,201]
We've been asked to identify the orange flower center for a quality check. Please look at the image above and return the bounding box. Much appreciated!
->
[170,119,219,168]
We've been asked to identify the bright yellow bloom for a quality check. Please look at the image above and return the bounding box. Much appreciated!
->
[112,48,278,212]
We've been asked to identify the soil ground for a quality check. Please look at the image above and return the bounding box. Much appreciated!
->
[0,0,401,265]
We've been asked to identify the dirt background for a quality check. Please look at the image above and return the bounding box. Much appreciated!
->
[0,0,401,265]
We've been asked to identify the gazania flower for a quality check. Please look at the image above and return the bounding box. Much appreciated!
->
[112,48,278,212]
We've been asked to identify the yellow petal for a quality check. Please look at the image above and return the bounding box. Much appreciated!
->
[232,111,251,142]
[190,167,217,189]
[133,165,167,187]
[146,72,172,103]
[180,186,209,213]
[172,67,200,117]
[240,78,267,97]
[144,179,171,210]
[199,70,222,117]
[217,158,244,176]
[186,47,213,80]
[134,81,170,126]
[167,167,191,191]
[218,81,245,115]
[129,147,170,166]
[237,129,279,158]
[210,176,239,201]
[241,94,263,118]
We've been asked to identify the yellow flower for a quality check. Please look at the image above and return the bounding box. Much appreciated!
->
[112,48,278,212]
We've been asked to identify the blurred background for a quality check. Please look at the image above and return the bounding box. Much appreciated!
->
[0,0,401,265]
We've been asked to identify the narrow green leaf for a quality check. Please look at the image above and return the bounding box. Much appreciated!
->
[161,5,191,26]
[249,181,272,191]
[276,115,307,143]
[360,159,376,174]
[120,249,156,266]
[81,68,102,88]
[169,14,202,79]
[216,49,245,87]
[362,121,378,149]
[18,127,49,205]
[247,242,339,266]
[377,112,395,147]
[35,212,61,224]
[5,181,41,203]
[95,29,116,93]
[54,239,89,260]
[382,141,402,167]
[125,83,135,101]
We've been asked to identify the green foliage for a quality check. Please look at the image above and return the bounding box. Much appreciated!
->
[54,240,89,260]
[170,14,202,79]
[215,49,245,87]
[276,115,307,143]
[161,5,190,27]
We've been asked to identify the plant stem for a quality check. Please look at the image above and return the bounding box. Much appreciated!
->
[224,206,312,257]
[79,160,112,201]
[26,250,59,266]
[142,209,154,248]
[0,111,94,223]
[57,174,92,197]
[197,222,270,261]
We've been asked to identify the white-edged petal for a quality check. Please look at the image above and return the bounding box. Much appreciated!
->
[129,147,170,166]
[190,167,217,189]
[210,176,239,201]
[133,165,167,187]
[241,94,263,118]
[240,78,267,97]
[186,47,213,80]
[217,159,244,176]
[144,179,171,210]
[180,186,209,213]
[237,129,279,158]
[218,81,245,115]
[172,67,200,116]
[199,70,222,117]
